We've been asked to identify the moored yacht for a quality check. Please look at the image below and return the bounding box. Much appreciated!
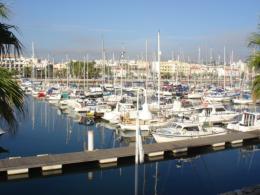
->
[227,111,260,132]
[190,104,239,124]
[152,121,227,143]
[187,89,204,99]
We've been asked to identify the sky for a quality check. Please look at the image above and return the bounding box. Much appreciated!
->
[3,0,260,61]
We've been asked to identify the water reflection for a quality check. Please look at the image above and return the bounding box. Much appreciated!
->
[1,97,260,194]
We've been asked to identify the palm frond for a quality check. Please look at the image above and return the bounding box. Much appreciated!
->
[252,75,260,102]
[247,51,260,69]
[0,23,23,57]
[0,3,9,19]
[0,68,24,130]
[248,32,260,48]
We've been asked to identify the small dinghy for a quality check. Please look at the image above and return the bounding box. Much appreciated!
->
[79,117,95,126]
[0,128,6,136]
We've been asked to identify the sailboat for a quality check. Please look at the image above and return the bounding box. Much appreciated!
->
[232,72,253,104]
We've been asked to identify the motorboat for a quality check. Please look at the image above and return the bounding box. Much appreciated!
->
[190,104,239,124]
[232,98,253,105]
[232,93,253,105]
[164,99,193,117]
[227,111,260,132]
[152,121,227,143]
[204,93,232,102]
[187,89,204,99]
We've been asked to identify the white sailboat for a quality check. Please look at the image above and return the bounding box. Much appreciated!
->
[102,102,134,124]
[232,73,253,104]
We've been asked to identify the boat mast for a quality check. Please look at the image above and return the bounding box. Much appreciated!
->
[83,56,86,91]
[198,47,201,85]
[224,46,226,90]
[230,50,234,89]
[172,51,174,84]
[66,55,69,89]
[102,39,105,90]
[31,41,35,80]
[87,54,89,92]
[112,52,116,87]
[157,31,161,107]
[145,40,148,90]
[176,54,179,84]
[120,51,124,97]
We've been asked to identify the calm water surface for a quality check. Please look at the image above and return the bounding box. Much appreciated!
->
[0,96,260,195]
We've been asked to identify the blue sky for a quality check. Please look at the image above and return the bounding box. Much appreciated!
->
[3,0,260,61]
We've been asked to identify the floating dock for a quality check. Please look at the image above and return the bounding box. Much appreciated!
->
[0,130,259,176]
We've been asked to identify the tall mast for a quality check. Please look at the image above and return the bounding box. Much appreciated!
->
[32,42,35,59]
[230,50,234,88]
[120,51,124,97]
[224,46,226,90]
[157,31,161,107]
[198,47,201,65]
[45,54,49,86]
[145,40,148,89]
[176,55,179,84]
[198,47,202,85]
[31,42,35,80]
[66,55,69,89]
[52,58,54,82]
[87,54,89,91]
[83,56,86,91]
[210,48,213,65]
[112,52,115,87]
[102,39,105,89]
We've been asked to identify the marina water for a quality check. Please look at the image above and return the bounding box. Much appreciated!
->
[0,96,260,194]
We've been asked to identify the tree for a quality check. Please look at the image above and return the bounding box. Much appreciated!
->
[0,3,22,57]
[248,22,260,101]
[0,2,24,130]
[69,60,101,79]
[23,66,32,78]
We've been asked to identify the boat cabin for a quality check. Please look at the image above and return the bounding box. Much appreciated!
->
[241,112,260,126]
[167,122,201,132]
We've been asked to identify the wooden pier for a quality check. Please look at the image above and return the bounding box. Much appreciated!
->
[0,130,260,177]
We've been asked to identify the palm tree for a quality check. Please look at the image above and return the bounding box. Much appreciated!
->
[0,68,24,127]
[0,3,22,56]
[248,22,260,102]
[0,2,24,129]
